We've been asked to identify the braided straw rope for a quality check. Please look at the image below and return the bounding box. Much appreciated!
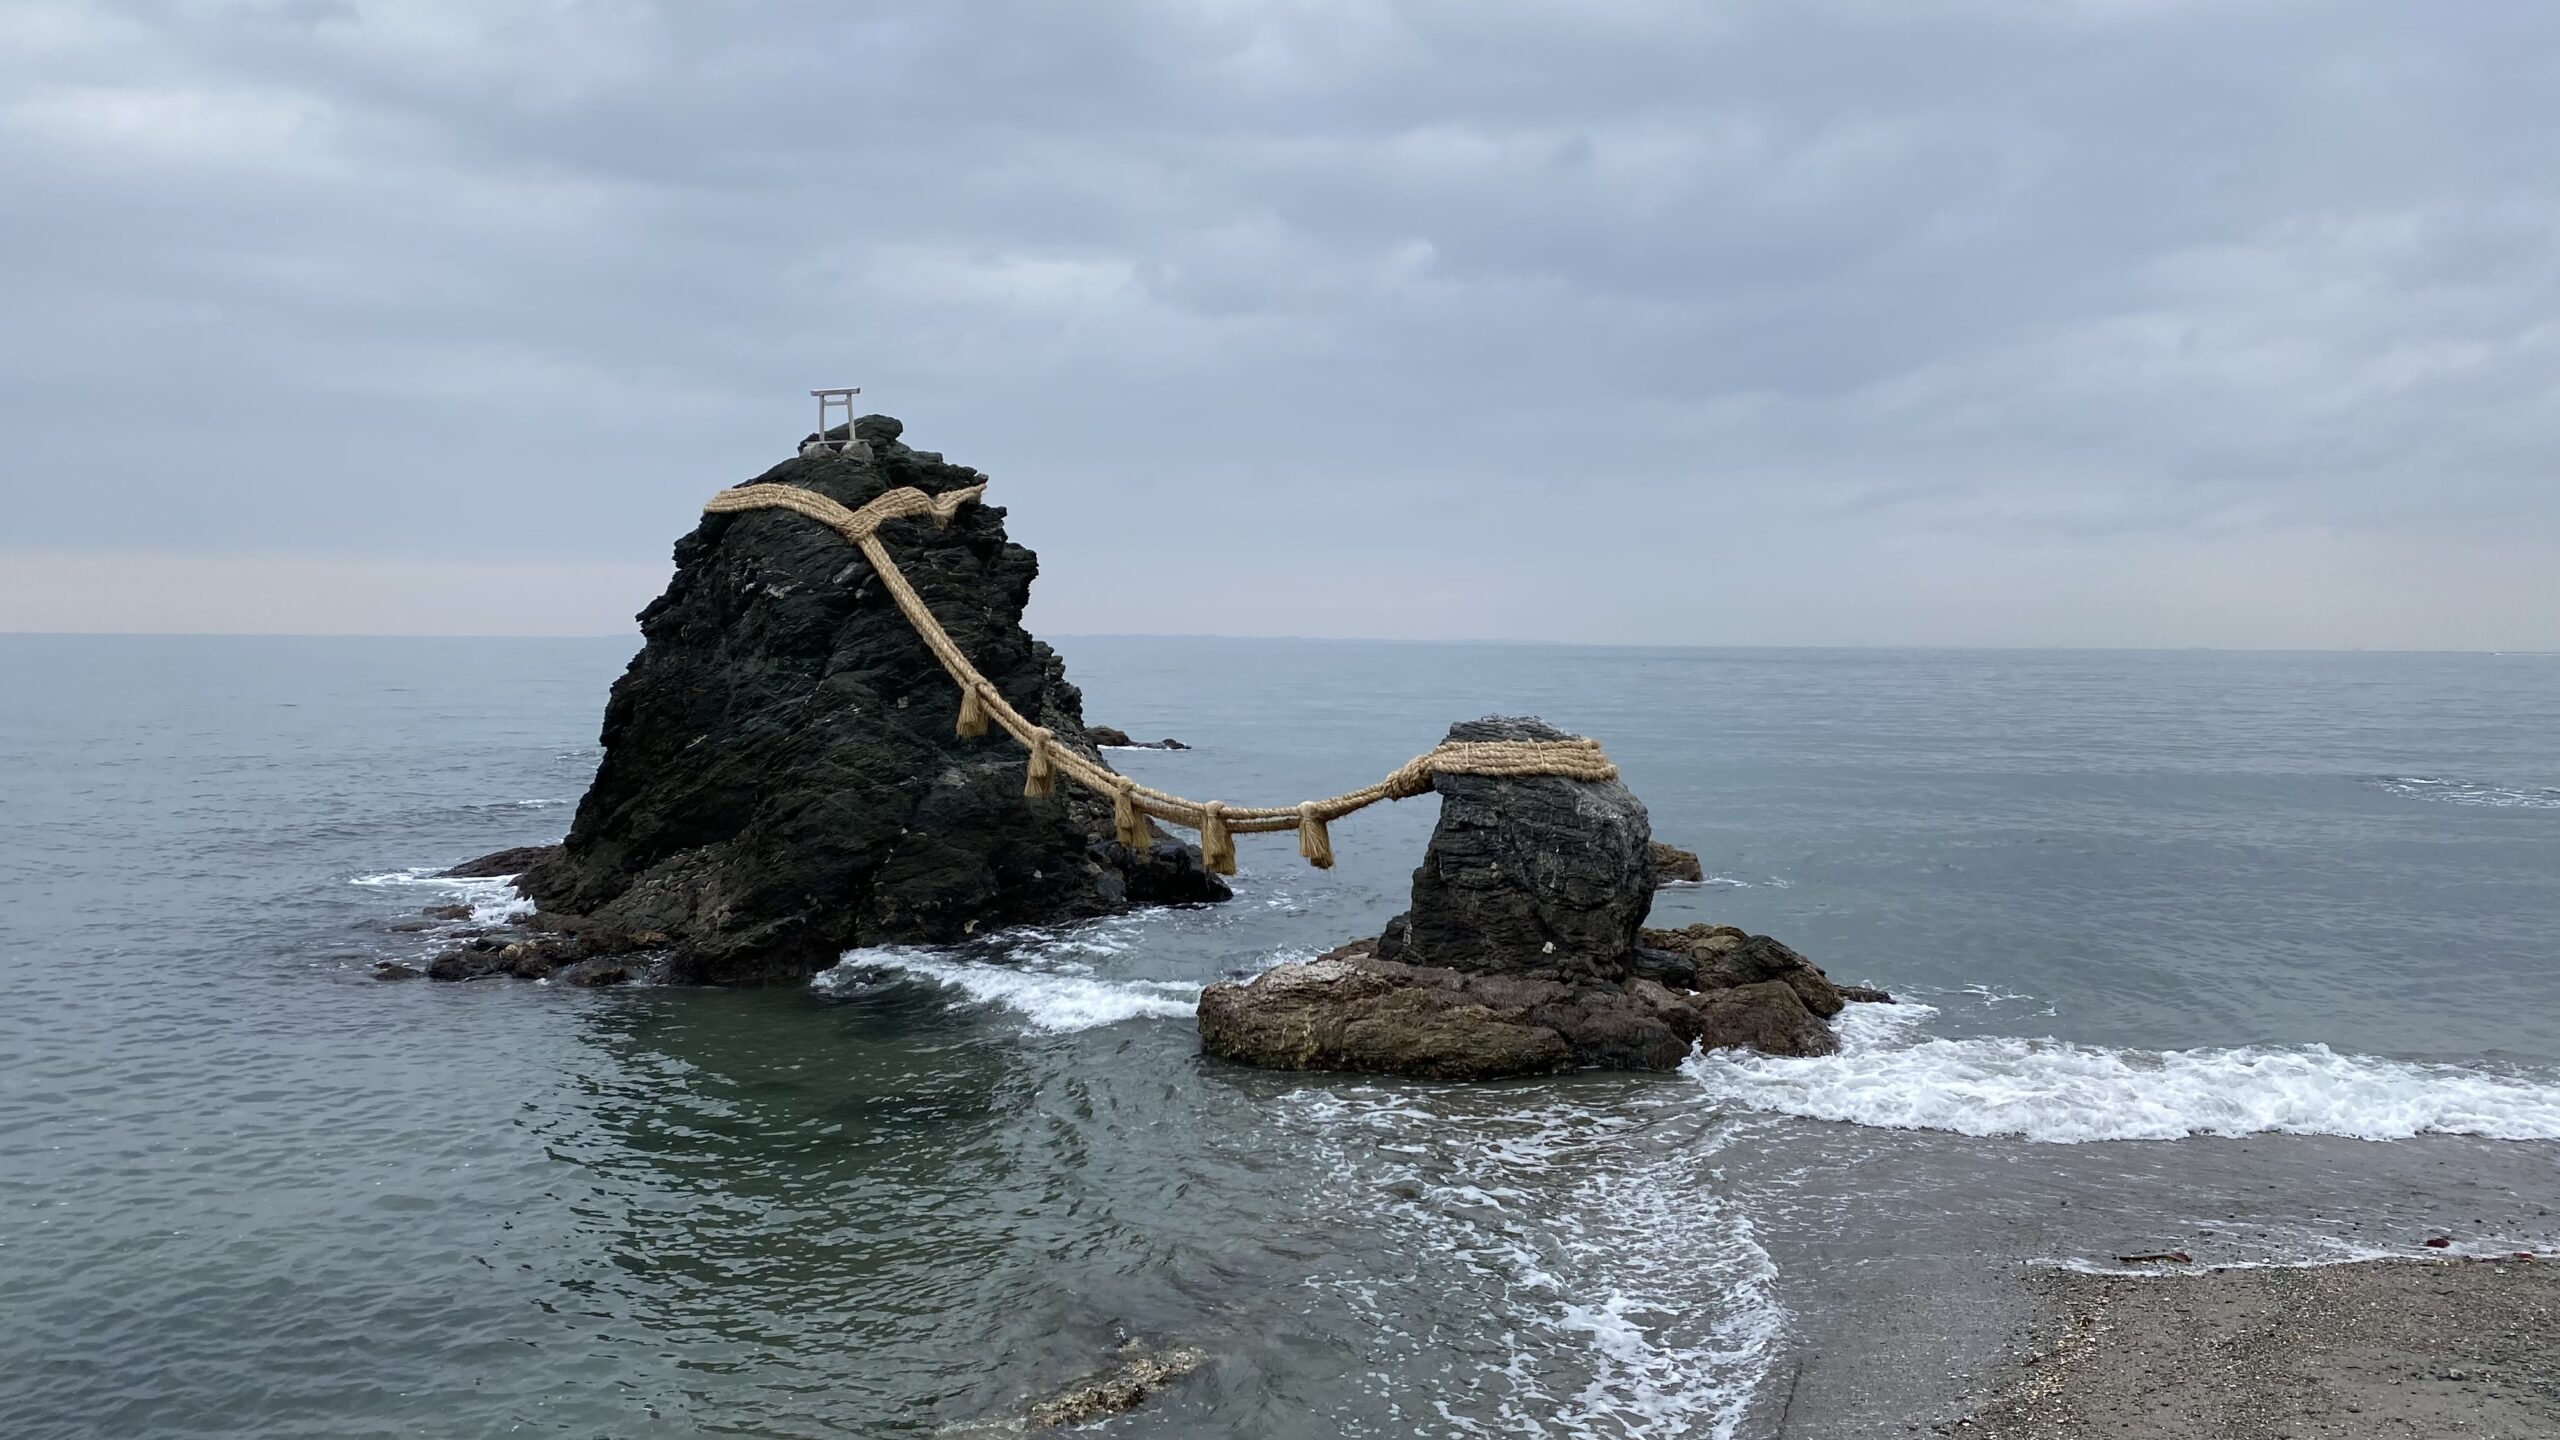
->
[702,478,1621,871]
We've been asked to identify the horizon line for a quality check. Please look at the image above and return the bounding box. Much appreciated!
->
[1,630,2550,657]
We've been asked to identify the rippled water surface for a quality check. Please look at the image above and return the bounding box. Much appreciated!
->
[5,637,2558,1438]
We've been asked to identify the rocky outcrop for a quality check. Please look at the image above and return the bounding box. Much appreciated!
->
[461,415,1226,985]
[1198,941,1838,1078]
[1373,717,1655,981]
[1648,840,1705,886]
[1087,726,1188,750]
[1024,1340,1206,1430]
[1199,716,1883,1077]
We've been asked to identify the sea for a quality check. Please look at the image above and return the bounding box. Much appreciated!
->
[4,635,2557,1439]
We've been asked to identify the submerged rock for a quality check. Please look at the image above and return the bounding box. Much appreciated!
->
[1200,716,1878,1076]
[1024,1340,1206,1430]
[470,417,1225,984]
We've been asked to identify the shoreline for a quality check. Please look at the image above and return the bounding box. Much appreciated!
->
[1954,1256,2556,1438]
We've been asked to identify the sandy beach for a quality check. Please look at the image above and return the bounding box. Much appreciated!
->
[1965,1258,2557,1438]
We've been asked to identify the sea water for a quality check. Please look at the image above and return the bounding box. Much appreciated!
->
[3,636,2557,1437]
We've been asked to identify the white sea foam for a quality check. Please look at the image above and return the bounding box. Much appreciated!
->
[1684,1003,2560,1143]
[1276,1090,1786,1439]
[817,947,1198,1032]
[1688,874,1792,891]
[349,866,533,922]
[2369,775,2560,809]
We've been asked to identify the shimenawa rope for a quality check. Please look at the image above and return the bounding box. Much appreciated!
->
[701,478,1620,872]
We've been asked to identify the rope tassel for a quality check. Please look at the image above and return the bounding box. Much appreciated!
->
[1296,803,1335,870]
[956,680,991,739]
[1199,802,1237,876]
[1023,727,1057,799]
[1112,780,1153,851]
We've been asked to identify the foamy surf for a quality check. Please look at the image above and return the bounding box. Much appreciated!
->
[1684,1003,2560,1143]
[2369,775,2560,809]
[1275,1090,1786,1440]
[350,866,533,922]
[818,947,1199,1033]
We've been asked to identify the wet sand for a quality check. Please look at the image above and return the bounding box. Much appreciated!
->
[1964,1258,2557,1438]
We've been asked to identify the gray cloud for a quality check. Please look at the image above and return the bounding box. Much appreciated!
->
[3,0,2555,645]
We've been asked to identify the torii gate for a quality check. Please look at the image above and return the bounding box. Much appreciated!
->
[807,386,865,459]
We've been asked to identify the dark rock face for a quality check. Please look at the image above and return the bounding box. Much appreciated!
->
[1645,925,1847,1017]
[494,416,1225,984]
[1199,716,1881,1077]
[1373,716,1654,981]
[443,844,558,879]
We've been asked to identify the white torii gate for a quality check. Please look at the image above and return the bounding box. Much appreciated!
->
[807,386,865,458]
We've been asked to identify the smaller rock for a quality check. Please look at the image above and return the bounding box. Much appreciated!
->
[426,949,503,981]
[498,943,559,980]
[421,903,474,921]
[372,962,422,981]
[1649,841,1705,886]
[555,957,634,987]
[1692,934,1846,1018]
[1838,982,1896,1004]
[1087,726,1187,750]
[1691,980,1838,1056]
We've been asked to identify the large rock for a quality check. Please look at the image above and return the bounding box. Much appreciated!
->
[495,416,1227,984]
[1374,716,1654,981]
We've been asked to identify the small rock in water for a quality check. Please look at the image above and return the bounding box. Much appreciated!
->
[421,903,474,921]
[372,962,422,981]
[1087,725,1187,750]
[554,957,633,987]
[1024,1340,1205,1430]
[1648,840,1704,885]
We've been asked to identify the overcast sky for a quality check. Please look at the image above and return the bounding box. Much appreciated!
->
[4,1,2555,646]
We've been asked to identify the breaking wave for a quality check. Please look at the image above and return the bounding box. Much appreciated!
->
[817,946,1199,1032]
[2368,775,2560,809]
[1275,1090,1785,1439]
[349,866,532,922]
[1684,1004,2560,1143]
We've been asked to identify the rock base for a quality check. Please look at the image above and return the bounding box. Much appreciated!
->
[1198,935,1859,1079]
